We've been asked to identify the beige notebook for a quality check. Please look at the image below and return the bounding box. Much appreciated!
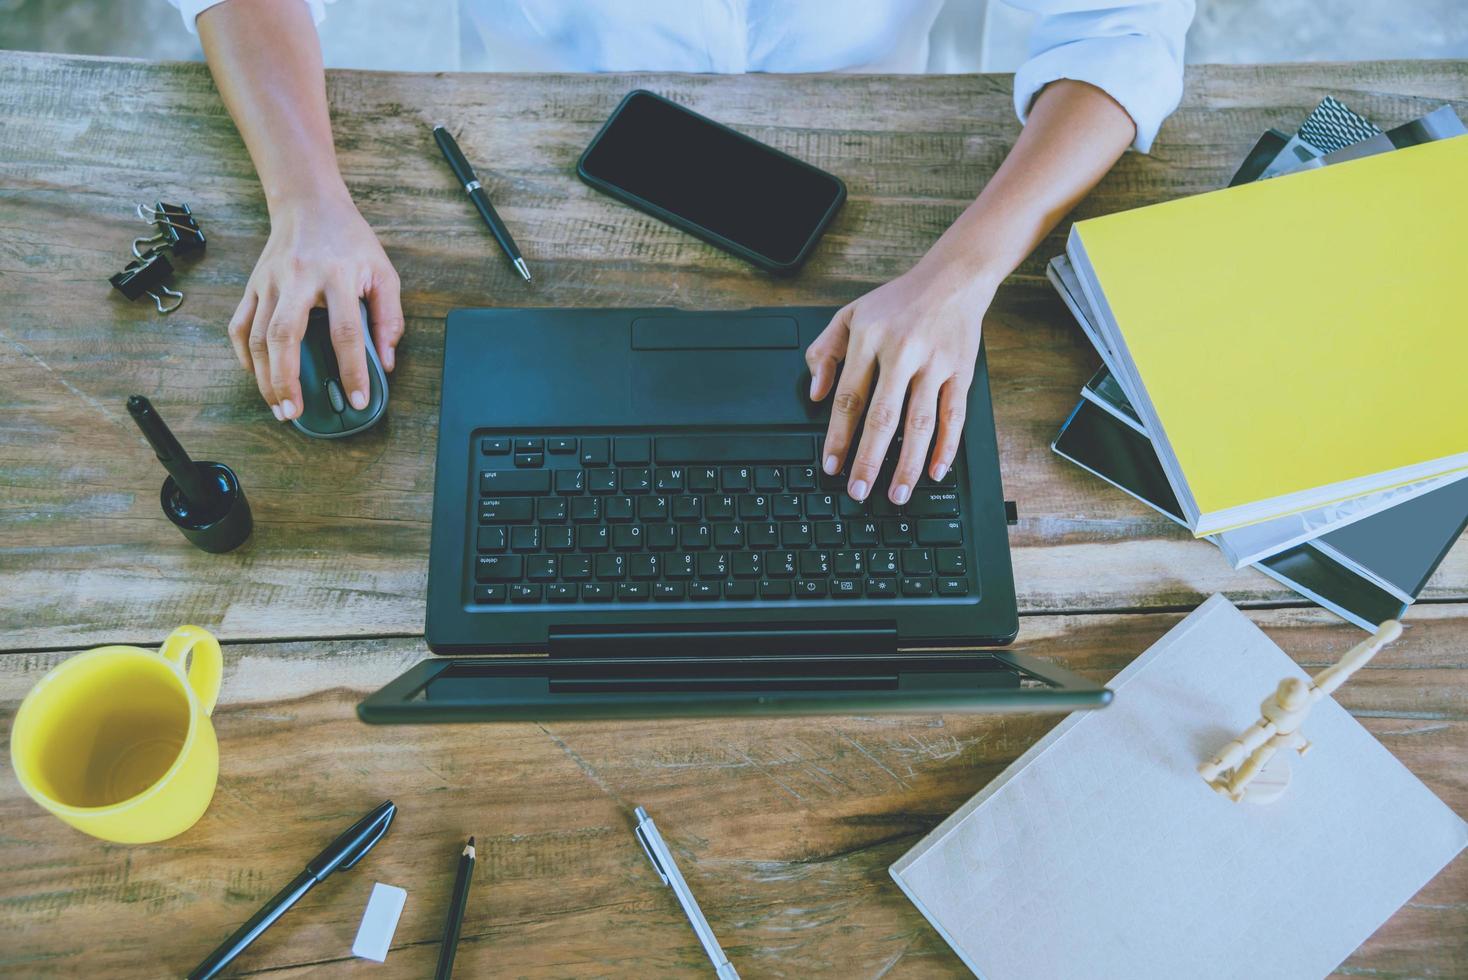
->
[890,594,1466,979]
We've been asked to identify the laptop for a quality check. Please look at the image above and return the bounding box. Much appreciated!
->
[357,307,1112,721]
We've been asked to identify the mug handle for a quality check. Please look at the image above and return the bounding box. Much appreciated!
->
[158,625,223,716]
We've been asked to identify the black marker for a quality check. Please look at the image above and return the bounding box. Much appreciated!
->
[127,395,252,552]
[433,124,532,282]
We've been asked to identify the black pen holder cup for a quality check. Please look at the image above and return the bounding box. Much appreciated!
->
[160,461,253,553]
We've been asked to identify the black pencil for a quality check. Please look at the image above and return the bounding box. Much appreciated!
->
[434,836,476,979]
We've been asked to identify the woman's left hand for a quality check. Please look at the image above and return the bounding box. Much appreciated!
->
[806,254,996,505]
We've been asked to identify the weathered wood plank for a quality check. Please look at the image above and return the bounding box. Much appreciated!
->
[1,605,1464,977]
[2,54,1467,648]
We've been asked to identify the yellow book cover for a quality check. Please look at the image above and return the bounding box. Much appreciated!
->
[1069,135,1468,535]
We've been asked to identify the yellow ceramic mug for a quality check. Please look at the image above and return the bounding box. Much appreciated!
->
[10,625,222,843]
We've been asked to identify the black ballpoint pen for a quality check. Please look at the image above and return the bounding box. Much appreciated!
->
[433,124,532,282]
[434,836,476,979]
[187,800,397,980]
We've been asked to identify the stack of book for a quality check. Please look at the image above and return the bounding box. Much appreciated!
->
[1050,100,1468,629]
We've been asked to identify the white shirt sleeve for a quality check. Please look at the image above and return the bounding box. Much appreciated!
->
[1006,0,1195,153]
[165,0,331,35]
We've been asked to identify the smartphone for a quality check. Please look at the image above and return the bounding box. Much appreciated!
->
[578,90,846,275]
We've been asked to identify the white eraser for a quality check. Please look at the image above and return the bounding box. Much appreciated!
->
[352,882,407,962]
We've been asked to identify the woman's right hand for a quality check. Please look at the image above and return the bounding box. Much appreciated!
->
[227,189,404,421]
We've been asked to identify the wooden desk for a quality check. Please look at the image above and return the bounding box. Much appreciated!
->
[1,50,1464,977]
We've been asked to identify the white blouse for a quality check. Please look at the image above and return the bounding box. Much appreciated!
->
[170,0,1193,151]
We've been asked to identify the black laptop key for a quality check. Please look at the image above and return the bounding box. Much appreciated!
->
[806,492,835,517]
[794,579,827,598]
[706,494,736,520]
[653,582,684,600]
[903,548,934,574]
[831,578,862,597]
[480,470,551,495]
[527,556,557,581]
[546,583,577,602]
[639,496,669,521]
[514,452,544,468]
[782,521,813,547]
[747,522,779,548]
[656,435,812,464]
[937,577,969,596]
[581,582,613,600]
[587,469,617,494]
[515,438,544,453]
[849,520,879,546]
[511,526,541,551]
[667,554,696,579]
[580,438,609,467]
[772,494,801,518]
[814,521,844,547]
[867,578,897,598]
[689,581,720,599]
[788,465,817,490]
[476,555,522,582]
[739,494,768,518]
[902,577,933,597]
[680,524,712,549]
[477,526,507,552]
[480,498,533,523]
[754,466,784,491]
[917,520,963,545]
[612,525,642,550]
[481,437,511,455]
[721,466,751,492]
[622,468,652,493]
[769,551,797,577]
[606,496,635,522]
[713,523,743,549]
[799,551,831,576]
[731,553,761,578]
[910,490,960,517]
[596,554,626,580]
[654,467,684,491]
[687,466,719,491]
[548,437,576,454]
[555,469,585,495]
[936,548,967,575]
[538,498,568,522]
[868,550,899,575]
[837,495,867,518]
[883,519,914,545]
[833,550,863,575]
[474,583,506,603]
[724,580,756,600]
[630,554,658,579]
[760,579,793,598]
[562,555,592,580]
[510,584,541,602]
[614,437,651,464]
[697,553,728,579]
[646,524,677,550]
[672,496,702,521]
[570,497,601,522]
[578,526,609,551]
[617,582,650,600]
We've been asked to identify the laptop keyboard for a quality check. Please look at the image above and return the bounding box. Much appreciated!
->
[467,431,974,604]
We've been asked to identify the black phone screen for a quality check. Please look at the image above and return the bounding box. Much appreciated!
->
[579,91,844,268]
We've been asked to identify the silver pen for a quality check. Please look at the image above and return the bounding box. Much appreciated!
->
[633,806,740,980]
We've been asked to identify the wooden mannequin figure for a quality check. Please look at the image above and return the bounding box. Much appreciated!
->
[1198,619,1403,803]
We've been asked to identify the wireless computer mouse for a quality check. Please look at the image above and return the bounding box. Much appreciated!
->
[291,301,389,438]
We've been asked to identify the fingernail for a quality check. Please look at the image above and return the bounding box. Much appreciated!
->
[270,404,283,421]
[933,462,948,482]
[849,479,869,501]
[350,389,368,410]
[280,399,296,419]
[809,374,821,400]
[383,350,395,371]
[892,484,911,505]
[823,454,839,476]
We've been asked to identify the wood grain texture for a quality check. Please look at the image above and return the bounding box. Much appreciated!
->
[1,605,1465,978]
[2,53,1467,649]
[1,51,1466,978]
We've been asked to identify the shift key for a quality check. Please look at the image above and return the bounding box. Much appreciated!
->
[479,469,551,494]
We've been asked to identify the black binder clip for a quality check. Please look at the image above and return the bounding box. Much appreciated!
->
[110,251,184,314]
[133,202,206,259]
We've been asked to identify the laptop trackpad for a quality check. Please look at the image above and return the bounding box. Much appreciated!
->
[630,315,810,422]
